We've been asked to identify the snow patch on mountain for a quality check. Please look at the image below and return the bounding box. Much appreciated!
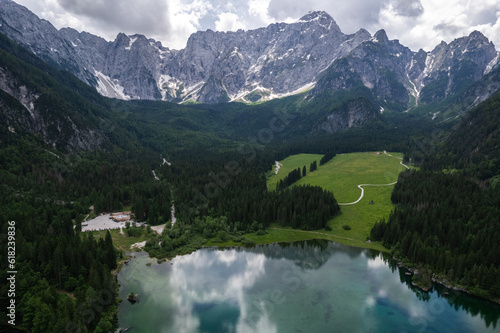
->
[95,71,131,100]
[484,52,500,75]
[125,36,137,50]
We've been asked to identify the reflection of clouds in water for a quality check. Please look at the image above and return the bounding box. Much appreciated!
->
[237,311,277,333]
[218,249,238,265]
[168,249,270,333]
[365,295,376,308]
[365,253,453,329]
[119,245,497,332]
[366,253,422,317]
[366,254,386,269]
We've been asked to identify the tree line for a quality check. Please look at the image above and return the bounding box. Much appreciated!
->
[370,170,500,299]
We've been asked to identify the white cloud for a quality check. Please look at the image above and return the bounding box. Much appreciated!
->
[15,0,212,49]
[215,12,245,31]
[248,0,273,26]
[12,0,500,51]
[378,0,500,51]
[165,0,213,49]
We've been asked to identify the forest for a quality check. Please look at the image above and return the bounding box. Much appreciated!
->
[370,90,500,299]
[370,170,500,298]
[0,189,118,332]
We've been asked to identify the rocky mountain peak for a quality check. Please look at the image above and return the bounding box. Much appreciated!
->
[468,30,491,43]
[299,11,331,22]
[373,29,389,44]
[298,11,341,33]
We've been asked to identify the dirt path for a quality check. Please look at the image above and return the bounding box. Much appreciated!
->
[337,151,409,205]
[384,150,410,169]
[338,182,397,205]
[274,161,282,175]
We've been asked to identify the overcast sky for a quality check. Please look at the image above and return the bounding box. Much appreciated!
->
[14,0,500,51]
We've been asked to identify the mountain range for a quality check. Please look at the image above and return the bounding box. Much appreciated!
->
[1,0,499,109]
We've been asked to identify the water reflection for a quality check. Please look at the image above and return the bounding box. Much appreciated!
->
[118,241,500,333]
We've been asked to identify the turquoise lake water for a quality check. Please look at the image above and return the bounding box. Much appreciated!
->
[118,240,500,332]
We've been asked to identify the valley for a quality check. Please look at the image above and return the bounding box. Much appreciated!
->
[0,1,500,332]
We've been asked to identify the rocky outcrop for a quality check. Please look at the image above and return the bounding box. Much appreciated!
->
[0,65,104,150]
[312,29,499,111]
[317,98,379,133]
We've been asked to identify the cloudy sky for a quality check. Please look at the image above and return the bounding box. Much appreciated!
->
[14,0,500,51]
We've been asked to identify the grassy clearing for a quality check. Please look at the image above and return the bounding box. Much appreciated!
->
[90,228,149,253]
[266,153,323,191]
[294,152,405,203]
[264,151,408,251]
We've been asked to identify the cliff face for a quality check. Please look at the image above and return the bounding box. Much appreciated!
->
[317,99,379,134]
[0,33,108,150]
[0,3,370,102]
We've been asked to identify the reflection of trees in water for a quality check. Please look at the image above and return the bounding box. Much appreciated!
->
[434,284,500,329]
[239,239,366,271]
[380,252,500,328]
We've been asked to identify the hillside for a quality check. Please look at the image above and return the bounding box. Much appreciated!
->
[426,90,500,180]
[371,89,500,301]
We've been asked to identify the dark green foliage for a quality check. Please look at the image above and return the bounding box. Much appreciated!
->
[309,160,318,172]
[164,150,339,232]
[424,90,500,179]
[276,167,303,191]
[372,170,500,298]
[319,152,336,165]
[0,192,118,332]
[272,185,340,230]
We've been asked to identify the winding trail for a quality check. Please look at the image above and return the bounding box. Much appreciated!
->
[274,161,282,175]
[337,151,409,206]
[338,182,398,206]
[384,150,410,170]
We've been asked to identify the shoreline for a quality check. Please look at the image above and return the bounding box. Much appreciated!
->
[111,228,500,306]
[115,236,500,315]
[394,258,500,306]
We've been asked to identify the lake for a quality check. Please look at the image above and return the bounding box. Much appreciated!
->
[118,240,500,332]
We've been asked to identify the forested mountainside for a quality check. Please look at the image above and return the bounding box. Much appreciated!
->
[371,92,500,301]
[425,90,500,180]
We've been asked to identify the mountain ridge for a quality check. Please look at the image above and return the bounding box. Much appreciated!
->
[0,0,499,109]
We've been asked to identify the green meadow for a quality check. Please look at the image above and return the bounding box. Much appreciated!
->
[266,151,409,251]
[266,153,323,191]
